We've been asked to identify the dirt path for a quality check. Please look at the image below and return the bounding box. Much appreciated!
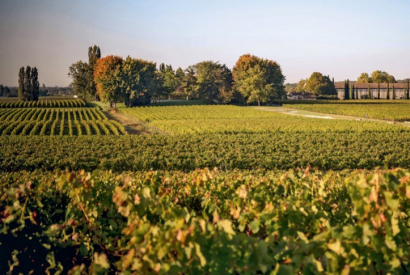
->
[255,106,410,127]
[94,102,163,135]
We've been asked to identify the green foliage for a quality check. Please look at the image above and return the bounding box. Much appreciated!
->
[295,79,306,92]
[371,70,396,84]
[357,72,372,83]
[68,45,101,101]
[18,66,40,101]
[194,61,233,103]
[1,168,410,273]
[233,54,285,105]
[121,56,159,107]
[305,72,336,96]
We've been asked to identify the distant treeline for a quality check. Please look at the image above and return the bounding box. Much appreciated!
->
[69,46,286,106]
[0,85,72,98]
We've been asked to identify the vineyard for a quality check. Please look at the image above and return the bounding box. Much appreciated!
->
[1,103,410,274]
[120,105,406,134]
[0,107,126,136]
[1,168,410,274]
[0,99,86,108]
[285,103,410,121]
[1,130,410,171]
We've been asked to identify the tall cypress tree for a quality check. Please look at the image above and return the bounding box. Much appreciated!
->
[378,83,380,99]
[392,85,395,100]
[18,67,25,101]
[351,85,355,99]
[24,66,32,101]
[407,79,409,99]
[386,82,390,99]
[87,45,101,100]
[368,84,371,99]
[344,80,348,100]
[31,67,39,101]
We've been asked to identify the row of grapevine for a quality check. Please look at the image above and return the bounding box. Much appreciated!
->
[2,130,410,171]
[0,108,126,136]
[119,105,407,134]
[286,103,410,121]
[1,168,409,274]
[0,120,125,136]
[0,99,86,108]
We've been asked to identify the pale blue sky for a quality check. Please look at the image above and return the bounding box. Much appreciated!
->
[0,0,409,86]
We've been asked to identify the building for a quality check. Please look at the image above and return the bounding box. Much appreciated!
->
[335,82,409,100]
[287,92,317,100]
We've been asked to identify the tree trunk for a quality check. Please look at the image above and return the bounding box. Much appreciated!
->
[258,99,260,106]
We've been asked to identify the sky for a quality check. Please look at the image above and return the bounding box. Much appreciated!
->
[0,0,409,87]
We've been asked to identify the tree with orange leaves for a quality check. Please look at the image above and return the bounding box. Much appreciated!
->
[93,55,123,108]
[233,54,285,106]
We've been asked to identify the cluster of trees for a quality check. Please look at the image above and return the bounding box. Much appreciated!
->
[294,72,336,96]
[68,46,101,101]
[68,47,286,106]
[93,55,159,107]
[357,71,396,84]
[18,66,40,101]
[0,85,12,97]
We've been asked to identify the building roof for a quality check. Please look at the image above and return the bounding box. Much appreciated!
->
[334,82,409,89]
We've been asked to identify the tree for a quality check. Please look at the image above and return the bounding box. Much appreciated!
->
[295,79,306,92]
[68,61,89,99]
[68,45,101,101]
[371,70,396,83]
[350,84,355,100]
[4,86,10,97]
[386,82,390,99]
[181,66,197,100]
[194,61,233,103]
[161,65,178,99]
[368,84,371,99]
[345,80,350,100]
[24,66,32,100]
[0,85,4,96]
[18,66,39,101]
[407,79,409,99]
[94,55,123,107]
[357,73,372,83]
[31,67,39,101]
[233,54,285,105]
[377,83,380,99]
[18,67,25,100]
[305,72,336,96]
[87,45,101,100]
[120,56,159,107]
[392,85,396,99]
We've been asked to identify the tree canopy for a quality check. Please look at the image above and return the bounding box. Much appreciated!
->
[94,55,160,107]
[194,61,233,103]
[18,66,39,101]
[357,73,372,83]
[305,72,336,96]
[94,55,123,107]
[68,45,101,101]
[233,54,285,105]
[356,71,396,84]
